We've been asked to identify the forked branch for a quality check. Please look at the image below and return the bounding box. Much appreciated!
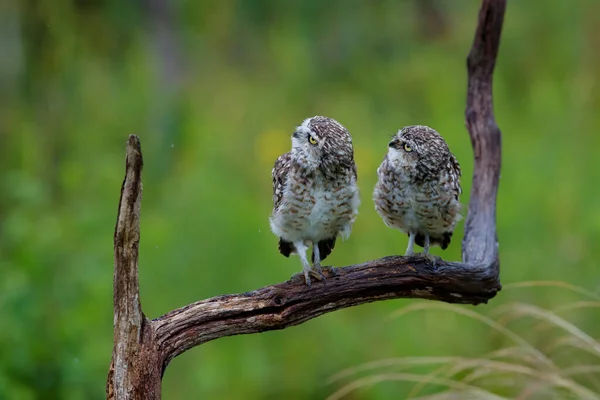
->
[107,0,506,398]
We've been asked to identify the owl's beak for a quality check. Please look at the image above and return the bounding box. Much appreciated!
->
[388,138,400,149]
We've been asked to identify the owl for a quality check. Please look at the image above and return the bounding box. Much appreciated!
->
[373,125,462,258]
[270,116,360,286]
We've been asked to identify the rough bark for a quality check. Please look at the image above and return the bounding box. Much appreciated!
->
[154,257,500,367]
[463,0,505,268]
[107,0,506,398]
[107,136,162,399]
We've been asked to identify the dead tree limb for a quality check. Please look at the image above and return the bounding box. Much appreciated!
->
[463,0,505,269]
[106,0,506,398]
[107,136,162,400]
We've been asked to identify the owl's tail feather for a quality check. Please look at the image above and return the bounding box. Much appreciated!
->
[414,232,453,250]
[312,238,337,264]
[278,238,295,257]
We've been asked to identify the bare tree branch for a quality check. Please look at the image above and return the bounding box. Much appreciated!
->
[113,135,144,346]
[463,0,505,267]
[107,1,506,398]
[154,257,500,367]
[107,136,162,399]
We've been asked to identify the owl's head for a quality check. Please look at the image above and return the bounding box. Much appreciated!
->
[387,125,451,177]
[290,116,355,173]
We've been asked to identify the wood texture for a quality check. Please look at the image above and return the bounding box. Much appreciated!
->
[153,257,500,367]
[107,136,162,399]
[107,1,506,398]
[463,0,505,268]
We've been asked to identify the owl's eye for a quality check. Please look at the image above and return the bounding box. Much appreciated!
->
[308,135,318,145]
[403,143,412,152]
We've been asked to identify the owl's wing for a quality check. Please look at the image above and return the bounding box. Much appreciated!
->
[449,153,462,200]
[272,152,292,211]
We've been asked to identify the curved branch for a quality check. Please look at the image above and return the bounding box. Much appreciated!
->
[154,257,500,366]
[107,0,506,397]
[151,0,507,375]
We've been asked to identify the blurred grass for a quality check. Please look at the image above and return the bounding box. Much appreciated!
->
[327,282,600,399]
[1,0,600,399]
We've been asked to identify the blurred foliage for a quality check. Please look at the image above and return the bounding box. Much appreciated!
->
[1,0,600,399]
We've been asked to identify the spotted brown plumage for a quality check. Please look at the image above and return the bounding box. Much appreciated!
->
[270,116,360,286]
[373,125,462,258]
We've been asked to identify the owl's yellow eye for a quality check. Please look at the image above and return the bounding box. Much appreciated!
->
[403,143,412,152]
[308,136,318,145]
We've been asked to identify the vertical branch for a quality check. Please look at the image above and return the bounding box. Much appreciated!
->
[108,135,160,399]
[113,135,143,343]
[463,0,506,268]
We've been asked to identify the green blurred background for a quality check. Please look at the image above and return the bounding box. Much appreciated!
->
[2,0,600,399]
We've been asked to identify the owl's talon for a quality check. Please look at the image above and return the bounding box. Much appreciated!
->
[419,253,443,265]
[303,270,312,287]
[310,267,327,282]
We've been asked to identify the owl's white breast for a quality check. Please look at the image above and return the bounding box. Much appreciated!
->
[373,162,460,237]
[270,174,360,244]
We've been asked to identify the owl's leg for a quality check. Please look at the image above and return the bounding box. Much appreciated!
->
[294,241,313,286]
[420,234,442,265]
[423,235,430,254]
[312,242,321,266]
[311,243,327,281]
[405,232,416,256]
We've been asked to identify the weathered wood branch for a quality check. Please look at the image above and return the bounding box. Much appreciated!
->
[463,0,505,268]
[107,136,162,400]
[107,1,506,398]
[154,258,500,366]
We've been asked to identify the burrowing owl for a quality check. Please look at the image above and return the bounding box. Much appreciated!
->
[373,125,462,257]
[270,116,360,286]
